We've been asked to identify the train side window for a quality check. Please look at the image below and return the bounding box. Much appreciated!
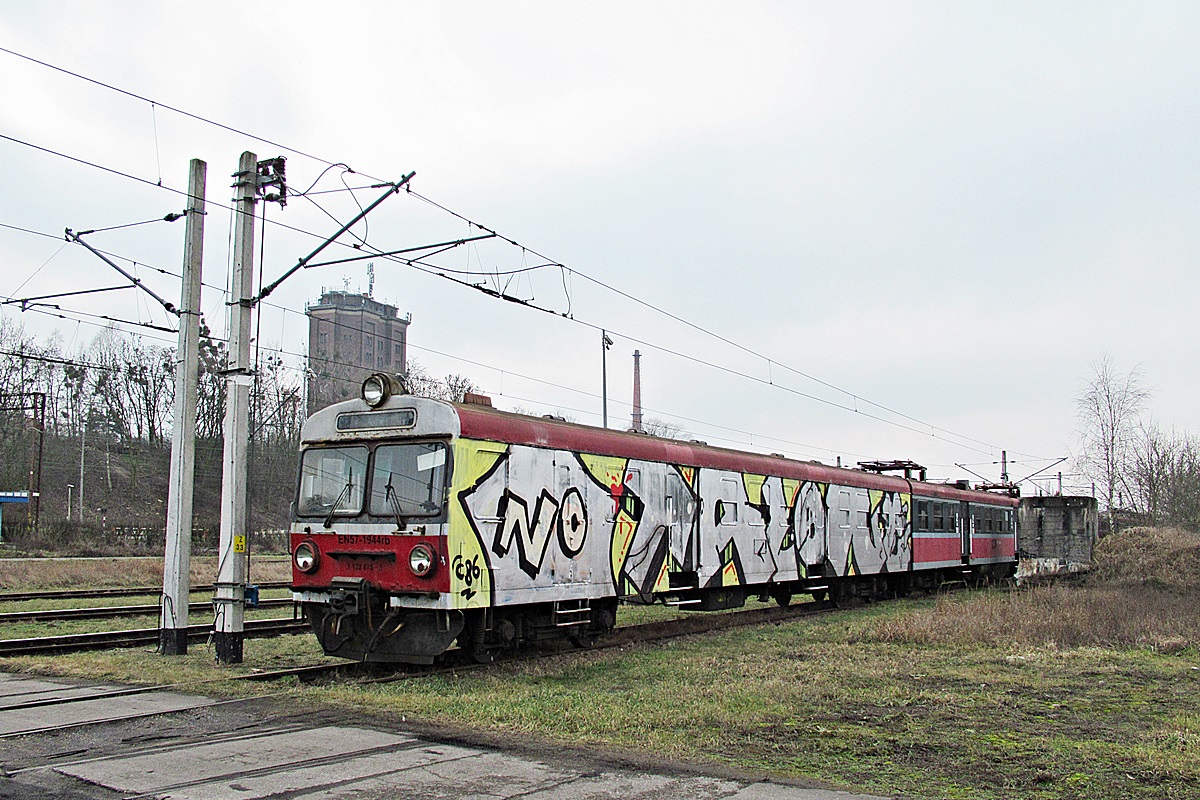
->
[748,480,767,527]
[916,500,929,530]
[838,489,851,528]
[932,503,944,532]
[718,478,739,525]
[946,505,957,533]
[626,469,641,495]
[855,491,869,529]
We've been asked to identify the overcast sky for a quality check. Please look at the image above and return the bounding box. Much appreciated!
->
[1,2,1195,491]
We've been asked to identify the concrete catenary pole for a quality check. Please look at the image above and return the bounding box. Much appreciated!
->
[159,158,206,656]
[214,151,258,664]
[78,415,86,525]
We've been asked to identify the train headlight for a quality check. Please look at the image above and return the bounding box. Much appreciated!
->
[294,541,320,573]
[408,543,434,577]
[362,373,390,407]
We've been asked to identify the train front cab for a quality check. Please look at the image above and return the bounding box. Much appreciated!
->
[290,395,466,663]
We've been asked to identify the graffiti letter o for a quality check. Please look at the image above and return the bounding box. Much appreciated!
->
[556,487,588,557]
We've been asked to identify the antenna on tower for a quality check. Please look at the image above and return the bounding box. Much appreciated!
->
[367,263,375,298]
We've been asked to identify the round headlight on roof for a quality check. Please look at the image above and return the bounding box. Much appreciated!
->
[362,373,390,407]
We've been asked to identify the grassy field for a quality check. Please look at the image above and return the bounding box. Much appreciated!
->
[0,555,292,592]
[2,527,1198,799]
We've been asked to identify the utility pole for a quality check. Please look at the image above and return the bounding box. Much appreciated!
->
[601,330,612,428]
[214,152,258,664]
[78,416,86,527]
[160,158,206,656]
[1000,450,1008,484]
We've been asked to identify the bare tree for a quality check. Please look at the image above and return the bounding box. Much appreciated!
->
[404,358,479,403]
[640,417,689,439]
[1076,356,1150,532]
[195,319,227,440]
[88,327,174,444]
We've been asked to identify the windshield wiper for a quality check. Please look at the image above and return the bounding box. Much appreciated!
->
[323,481,354,529]
[384,476,407,532]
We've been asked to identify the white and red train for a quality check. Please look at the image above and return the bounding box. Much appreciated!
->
[290,375,1018,663]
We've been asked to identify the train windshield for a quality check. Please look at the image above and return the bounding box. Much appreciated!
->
[368,442,448,518]
[297,446,368,518]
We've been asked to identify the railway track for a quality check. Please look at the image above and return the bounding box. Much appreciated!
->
[238,597,844,686]
[0,581,292,603]
[0,598,295,624]
[0,617,310,657]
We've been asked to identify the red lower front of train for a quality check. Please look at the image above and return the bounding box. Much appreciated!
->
[289,529,460,663]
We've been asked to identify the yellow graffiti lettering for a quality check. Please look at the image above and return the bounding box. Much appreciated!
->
[781,478,800,509]
[742,474,768,506]
[448,439,504,609]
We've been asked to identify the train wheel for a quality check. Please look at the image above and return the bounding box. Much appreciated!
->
[471,645,500,664]
[569,629,595,649]
[772,588,792,607]
[810,589,827,603]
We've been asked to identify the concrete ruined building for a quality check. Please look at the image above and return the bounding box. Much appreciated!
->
[1016,495,1099,578]
[305,289,410,416]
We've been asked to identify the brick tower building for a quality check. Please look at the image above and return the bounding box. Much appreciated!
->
[305,289,410,416]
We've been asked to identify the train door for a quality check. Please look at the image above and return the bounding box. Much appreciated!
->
[664,471,699,587]
[960,500,971,563]
[553,462,580,585]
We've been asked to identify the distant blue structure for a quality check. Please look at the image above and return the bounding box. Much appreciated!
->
[0,491,31,545]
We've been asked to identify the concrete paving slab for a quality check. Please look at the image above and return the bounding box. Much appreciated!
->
[726,783,890,800]
[57,726,414,795]
[110,741,485,800]
[0,673,892,800]
[515,769,738,799]
[0,690,214,736]
[0,676,127,708]
[300,749,573,800]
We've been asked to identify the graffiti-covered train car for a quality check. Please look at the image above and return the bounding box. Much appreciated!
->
[290,375,1018,663]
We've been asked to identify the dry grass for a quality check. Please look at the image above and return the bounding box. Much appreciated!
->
[0,556,292,592]
[1091,526,1200,592]
[864,584,1197,652]
[863,526,1200,653]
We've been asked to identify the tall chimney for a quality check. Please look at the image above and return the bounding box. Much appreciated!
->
[631,350,643,432]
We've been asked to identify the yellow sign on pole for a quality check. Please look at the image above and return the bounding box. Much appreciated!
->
[233,535,246,553]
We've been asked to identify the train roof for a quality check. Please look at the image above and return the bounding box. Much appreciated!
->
[302,394,1018,507]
